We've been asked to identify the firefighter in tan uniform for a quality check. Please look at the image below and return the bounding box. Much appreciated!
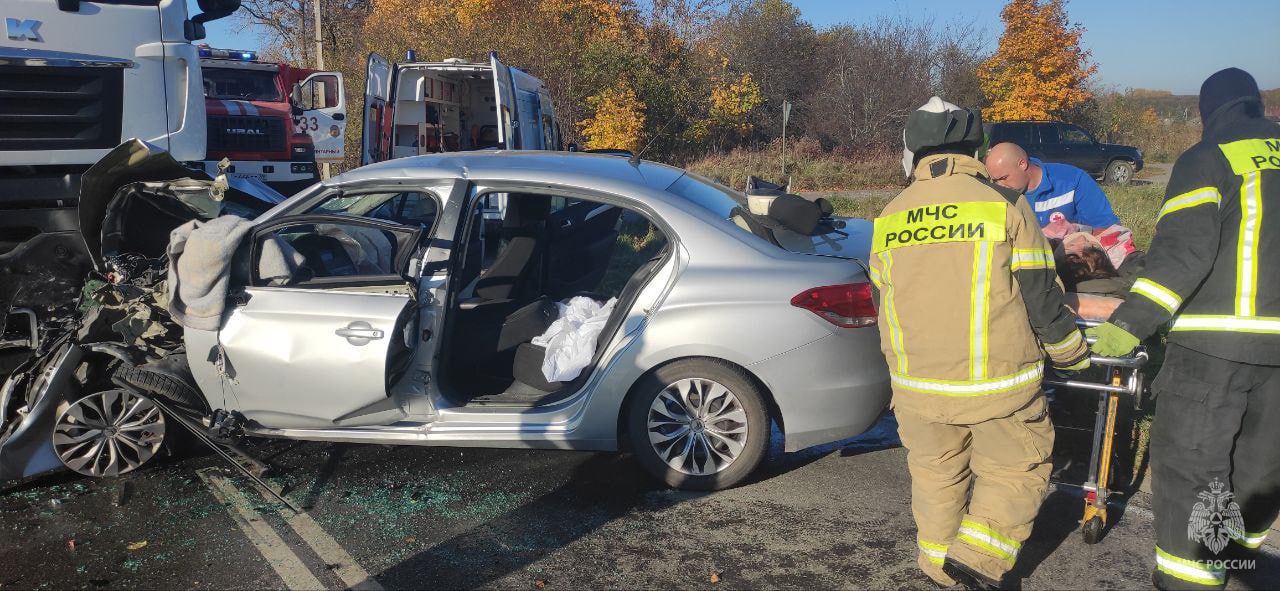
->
[869,97,1090,590]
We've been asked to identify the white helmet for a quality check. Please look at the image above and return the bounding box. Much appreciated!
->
[901,96,984,178]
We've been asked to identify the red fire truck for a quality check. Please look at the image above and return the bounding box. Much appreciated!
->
[196,46,347,191]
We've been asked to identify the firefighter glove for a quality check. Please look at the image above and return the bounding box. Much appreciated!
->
[1054,354,1091,373]
[1086,322,1139,357]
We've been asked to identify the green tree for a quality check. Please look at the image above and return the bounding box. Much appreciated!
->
[709,0,819,144]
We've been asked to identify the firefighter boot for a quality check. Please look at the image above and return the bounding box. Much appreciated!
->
[943,557,1003,591]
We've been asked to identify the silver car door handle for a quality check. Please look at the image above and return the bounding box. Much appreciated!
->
[336,321,384,345]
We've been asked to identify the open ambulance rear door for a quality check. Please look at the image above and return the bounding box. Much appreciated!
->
[489,52,518,149]
[361,52,394,165]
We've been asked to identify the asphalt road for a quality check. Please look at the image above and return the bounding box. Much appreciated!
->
[2,416,1277,590]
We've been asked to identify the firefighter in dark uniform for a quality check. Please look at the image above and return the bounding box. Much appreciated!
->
[1088,68,1280,590]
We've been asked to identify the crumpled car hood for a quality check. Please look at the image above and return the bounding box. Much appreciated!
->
[79,140,286,272]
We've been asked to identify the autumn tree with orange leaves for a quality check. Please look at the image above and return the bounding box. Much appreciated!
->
[579,82,647,152]
[978,0,1096,121]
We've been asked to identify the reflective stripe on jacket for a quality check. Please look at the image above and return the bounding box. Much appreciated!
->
[870,154,1087,422]
[1110,105,1280,365]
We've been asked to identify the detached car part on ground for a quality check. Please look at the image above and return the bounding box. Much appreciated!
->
[1,146,891,491]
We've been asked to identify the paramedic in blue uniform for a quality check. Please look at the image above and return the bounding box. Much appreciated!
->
[985,142,1120,228]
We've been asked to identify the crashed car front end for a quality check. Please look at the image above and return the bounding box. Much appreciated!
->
[0,336,82,480]
[0,140,281,483]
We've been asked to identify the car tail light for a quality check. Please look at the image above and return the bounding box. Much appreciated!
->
[791,283,877,328]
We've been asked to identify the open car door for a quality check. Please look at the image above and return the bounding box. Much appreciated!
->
[216,215,422,428]
[361,52,394,165]
[295,72,347,164]
[489,52,518,149]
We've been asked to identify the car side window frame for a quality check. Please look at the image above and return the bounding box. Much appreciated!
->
[1038,123,1062,144]
[247,214,424,289]
[305,188,443,231]
[1061,124,1095,145]
[453,181,679,285]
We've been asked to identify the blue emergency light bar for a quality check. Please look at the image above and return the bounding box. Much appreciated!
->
[197,45,258,61]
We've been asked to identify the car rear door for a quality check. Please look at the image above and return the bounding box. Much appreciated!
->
[215,215,422,428]
[1058,124,1105,173]
[361,53,393,165]
[1034,123,1070,164]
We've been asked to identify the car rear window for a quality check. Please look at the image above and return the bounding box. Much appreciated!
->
[664,172,865,260]
[664,172,745,218]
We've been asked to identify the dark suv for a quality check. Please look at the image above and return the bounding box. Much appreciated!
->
[986,121,1143,185]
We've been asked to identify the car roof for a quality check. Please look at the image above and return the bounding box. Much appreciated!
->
[331,151,688,194]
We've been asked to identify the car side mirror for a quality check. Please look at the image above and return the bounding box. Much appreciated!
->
[186,0,241,41]
[289,83,304,116]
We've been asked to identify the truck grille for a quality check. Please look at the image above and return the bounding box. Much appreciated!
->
[0,65,124,151]
[207,115,286,153]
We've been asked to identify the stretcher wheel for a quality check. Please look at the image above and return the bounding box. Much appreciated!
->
[1081,515,1104,544]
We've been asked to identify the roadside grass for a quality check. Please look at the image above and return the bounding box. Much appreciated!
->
[829,194,894,220]
[687,145,903,192]
[1103,183,1165,248]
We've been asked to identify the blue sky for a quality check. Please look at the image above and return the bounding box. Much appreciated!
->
[193,0,1279,94]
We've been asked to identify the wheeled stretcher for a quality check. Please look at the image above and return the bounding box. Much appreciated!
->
[1044,296,1149,544]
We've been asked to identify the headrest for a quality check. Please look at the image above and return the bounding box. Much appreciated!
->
[504,194,551,226]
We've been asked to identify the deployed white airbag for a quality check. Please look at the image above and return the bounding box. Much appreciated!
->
[532,296,617,383]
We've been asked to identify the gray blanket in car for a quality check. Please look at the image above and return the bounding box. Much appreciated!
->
[166,215,304,330]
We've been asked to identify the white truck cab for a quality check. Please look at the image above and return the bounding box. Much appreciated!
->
[0,0,239,354]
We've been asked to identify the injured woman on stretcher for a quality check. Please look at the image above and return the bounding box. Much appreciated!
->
[1042,210,1146,322]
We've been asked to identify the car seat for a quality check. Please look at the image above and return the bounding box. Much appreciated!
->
[473,194,551,301]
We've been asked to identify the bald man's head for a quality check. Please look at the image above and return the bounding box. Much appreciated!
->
[984,142,1038,193]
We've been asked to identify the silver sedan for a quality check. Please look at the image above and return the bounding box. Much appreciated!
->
[2,150,890,491]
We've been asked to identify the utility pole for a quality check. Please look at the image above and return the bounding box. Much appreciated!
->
[781,99,791,185]
[312,0,330,179]
[312,0,324,70]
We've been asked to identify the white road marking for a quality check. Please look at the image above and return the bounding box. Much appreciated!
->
[280,505,384,590]
[198,468,325,590]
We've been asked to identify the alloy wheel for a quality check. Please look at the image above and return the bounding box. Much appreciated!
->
[53,389,166,477]
[646,377,749,475]
[1112,164,1132,184]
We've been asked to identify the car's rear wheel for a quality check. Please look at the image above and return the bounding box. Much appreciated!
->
[626,359,769,490]
[52,389,167,477]
[1105,160,1134,185]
